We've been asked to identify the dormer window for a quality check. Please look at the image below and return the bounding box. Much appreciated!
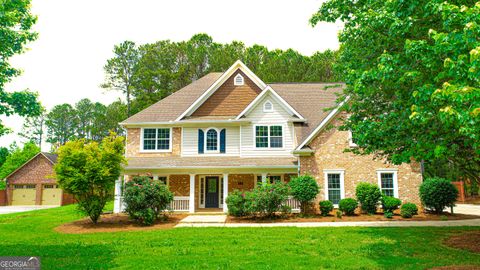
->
[263,101,273,112]
[234,74,244,86]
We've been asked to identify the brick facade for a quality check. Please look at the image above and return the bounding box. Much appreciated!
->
[191,70,262,116]
[6,154,73,206]
[126,127,182,157]
[300,115,422,205]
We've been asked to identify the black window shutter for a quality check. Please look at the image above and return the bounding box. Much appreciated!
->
[198,129,204,154]
[220,129,226,153]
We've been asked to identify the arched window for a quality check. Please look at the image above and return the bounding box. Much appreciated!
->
[263,100,273,112]
[206,129,218,151]
[234,74,244,86]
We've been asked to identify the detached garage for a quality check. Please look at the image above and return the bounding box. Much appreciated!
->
[5,152,74,206]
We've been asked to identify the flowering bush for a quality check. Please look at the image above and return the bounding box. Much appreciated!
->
[225,190,247,217]
[123,176,173,225]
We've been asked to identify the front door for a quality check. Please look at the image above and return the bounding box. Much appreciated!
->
[205,176,219,208]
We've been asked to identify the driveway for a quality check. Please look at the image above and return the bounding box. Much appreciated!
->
[0,205,58,215]
[453,204,480,216]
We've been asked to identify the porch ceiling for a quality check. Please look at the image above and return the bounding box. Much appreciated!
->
[123,156,298,173]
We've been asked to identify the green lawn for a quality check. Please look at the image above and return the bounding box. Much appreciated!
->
[0,205,479,269]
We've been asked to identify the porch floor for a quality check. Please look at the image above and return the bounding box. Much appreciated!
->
[194,208,224,214]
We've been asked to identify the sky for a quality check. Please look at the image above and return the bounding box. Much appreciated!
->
[0,0,341,150]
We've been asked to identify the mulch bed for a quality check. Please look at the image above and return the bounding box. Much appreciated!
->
[227,212,479,223]
[429,266,480,270]
[56,213,187,234]
[444,231,480,254]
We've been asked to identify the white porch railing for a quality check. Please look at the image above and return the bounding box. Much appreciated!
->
[169,196,190,212]
[285,196,301,213]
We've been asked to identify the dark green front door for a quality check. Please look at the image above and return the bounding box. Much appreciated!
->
[205,176,219,208]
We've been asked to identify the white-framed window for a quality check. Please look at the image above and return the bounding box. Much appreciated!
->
[141,128,172,152]
[234,74,244,86]
[348,130,358,148]
[324,170,345,206]
[377,170,398,197]
[263,100,273,112]
[255,125,283,148]
[154,175,169,186]
[205,128,219,153]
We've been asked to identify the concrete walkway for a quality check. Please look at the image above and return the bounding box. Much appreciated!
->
[0,205,58,215]
[176,204,480,228]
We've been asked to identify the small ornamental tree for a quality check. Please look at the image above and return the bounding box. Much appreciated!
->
[55,133,125,224]
[123,176,173,225]
[355,182,382,214]
[288,175,320,214]
[419,178,458,214]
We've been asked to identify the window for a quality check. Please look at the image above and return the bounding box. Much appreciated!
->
[378,171,398,197]
[158,176,168,185]
[44,185,56,189]
[206,129,218,152]
[263,101,273,112]
[234,74,244,86]
[324,170,345,205]
[25,184,36,189]
[142,128,171,151]
[255,125,283,148]
[268,175,282,184]
[256,175,263,187]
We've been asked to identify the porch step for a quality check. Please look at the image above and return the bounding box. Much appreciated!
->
[179,215,227,224]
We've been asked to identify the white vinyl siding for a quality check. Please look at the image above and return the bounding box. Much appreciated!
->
[182,126,240,156]
[240,93,295,157]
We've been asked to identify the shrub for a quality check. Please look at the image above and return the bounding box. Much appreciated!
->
[0,180,5,191]
[384,211,394,219]
[355,182,382,214]
[55,134,125,224]
[246,182,290,218]
[339,198,357,216]
[419,178,458,214]
[226,190,247,217]
[382,196,402,214]
[319,200,334,216]
[124,176,174,225]
[336,210,342,218]
[289,175,320,214]
[400,203,418,218]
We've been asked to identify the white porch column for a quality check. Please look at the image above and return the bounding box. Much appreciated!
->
[189,174,195,213]
[261,173,267,184]
[223,173,229,213]
[113,177,122,213]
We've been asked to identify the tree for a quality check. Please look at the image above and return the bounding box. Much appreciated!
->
[54,133,125,224]
[0,0,42,136]
[288,175,320,214]
[101,41,139,116]
[45,104,77,146]
[0,147,10,168]
[74,98,95,139]
[18,109,46,147]
[0,142,40,179]
[311,1,480,184]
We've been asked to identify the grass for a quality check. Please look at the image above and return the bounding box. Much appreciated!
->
[0,205,479,269]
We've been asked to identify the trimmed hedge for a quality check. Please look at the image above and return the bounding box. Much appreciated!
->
[319,200,334,216]
[339,198,357,216]
[289,175,319,214]
[419,178,458,214]
[400,203,418,218]
[355,182,382,214]
[382,196,401,214]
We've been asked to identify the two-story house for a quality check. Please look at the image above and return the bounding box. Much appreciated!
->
[114,60,422,214]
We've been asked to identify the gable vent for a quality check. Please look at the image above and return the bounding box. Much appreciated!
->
[234,74,244,86]
[263,101,273,112]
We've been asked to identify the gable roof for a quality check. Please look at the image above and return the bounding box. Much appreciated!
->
[175,60,267,121]
[271,83,344,145]
[4,152,57,180]
[121,73,222,124]
[235,86,305,121]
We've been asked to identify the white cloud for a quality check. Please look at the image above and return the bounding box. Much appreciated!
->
[0,0,341,149]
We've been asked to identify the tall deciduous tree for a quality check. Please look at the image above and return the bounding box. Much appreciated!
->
[0,0,42,136]
[55,133,126,223]
[0,141,40,179]
[311,0,480,183]
[101,41,139,116]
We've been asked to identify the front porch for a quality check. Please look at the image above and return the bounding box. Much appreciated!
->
[114,172,301,214]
